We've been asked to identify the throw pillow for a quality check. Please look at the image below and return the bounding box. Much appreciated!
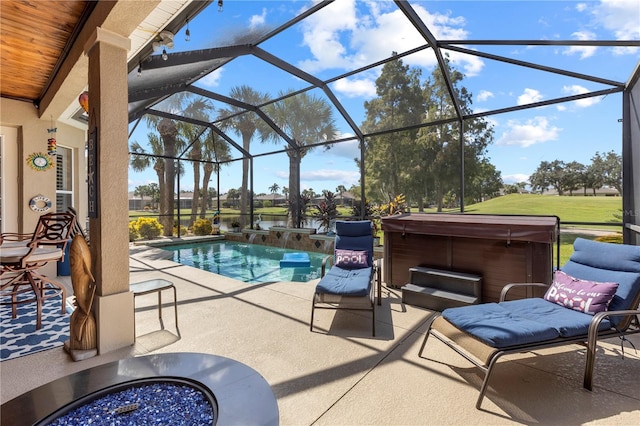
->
[544,270,618,315]
[335,249,369,269]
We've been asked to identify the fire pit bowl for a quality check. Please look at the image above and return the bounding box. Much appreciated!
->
[1,353,278,426]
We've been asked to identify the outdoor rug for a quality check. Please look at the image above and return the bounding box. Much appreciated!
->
[1,293,71,362]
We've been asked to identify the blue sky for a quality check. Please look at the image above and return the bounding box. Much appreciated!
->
[128,0,640,196]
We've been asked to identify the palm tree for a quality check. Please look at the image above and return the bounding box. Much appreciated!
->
[130,133,165,217]
[178,97,214,225]
[261,91,337,227]
[136,93,191,235]
[227,188,240,209]
[148,183,160,210]
[133,185,147,210]
[336,184,347,206]
[269,183,280,206]
[200,131,230,218]
[217,86,271,227]
[156,118,180,235]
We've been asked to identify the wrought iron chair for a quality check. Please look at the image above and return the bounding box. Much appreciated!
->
[1,212,76,329]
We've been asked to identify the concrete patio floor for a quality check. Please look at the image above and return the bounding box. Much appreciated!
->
[2,245,640,425]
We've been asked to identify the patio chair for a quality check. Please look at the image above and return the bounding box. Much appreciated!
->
[310,220,381,336]
[419,237,640,409]
[1,212,76,329]
[67,206,89,244]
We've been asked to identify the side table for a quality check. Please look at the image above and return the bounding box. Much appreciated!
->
[130,279,179,334]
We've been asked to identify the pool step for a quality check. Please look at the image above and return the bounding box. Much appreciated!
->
[280,252,311,268]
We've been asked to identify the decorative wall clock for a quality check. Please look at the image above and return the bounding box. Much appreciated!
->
[26,152,54,171]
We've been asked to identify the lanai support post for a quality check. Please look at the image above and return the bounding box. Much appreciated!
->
[84,27,135,354]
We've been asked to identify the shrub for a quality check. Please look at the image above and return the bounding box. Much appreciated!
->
[173,224,189,237]
[193,218,213,236]
[313,190,338,233]
[128,220,140,242]
[134,217,163,239]
[594,234,623,244]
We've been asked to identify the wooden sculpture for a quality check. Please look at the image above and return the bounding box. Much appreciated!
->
[68,235,96,351]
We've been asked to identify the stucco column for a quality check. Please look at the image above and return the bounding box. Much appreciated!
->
[84,27,134,354]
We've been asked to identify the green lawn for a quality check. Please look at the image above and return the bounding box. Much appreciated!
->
[463,193,622,225]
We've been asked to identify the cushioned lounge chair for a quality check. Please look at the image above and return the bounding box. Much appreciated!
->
[419,237,640,409]
[310,220,381,336]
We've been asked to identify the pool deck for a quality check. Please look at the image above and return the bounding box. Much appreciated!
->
[1,244,640,425]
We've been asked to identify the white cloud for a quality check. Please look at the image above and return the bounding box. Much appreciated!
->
[297,1,484,77]
[300,169,360,181]
[477,90,494,102]
[249,8,267,29]
[198,68,224,88]
[563,31,598,59]
[562,85,604,107]
[325,139,360,159]
[496,116,561,147]
[502,173,530,184]
[517,88,544,105]
[593,0,640,43]
[332,77,377,98]
[576,3,588,13]
[301,169,361,186]
[587,0,640,55]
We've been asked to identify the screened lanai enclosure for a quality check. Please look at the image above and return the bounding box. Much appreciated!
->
[126,0,640,242]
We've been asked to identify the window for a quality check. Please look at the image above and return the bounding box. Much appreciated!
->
[56,146,73,212]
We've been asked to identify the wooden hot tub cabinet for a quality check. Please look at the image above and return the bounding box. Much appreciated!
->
[381,214,559,303]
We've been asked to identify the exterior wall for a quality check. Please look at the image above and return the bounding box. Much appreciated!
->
[1,126,19,232]
[1,98,88,235]
[1,98,87,276]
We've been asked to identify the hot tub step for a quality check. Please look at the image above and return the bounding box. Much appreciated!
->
[401,283,479,311]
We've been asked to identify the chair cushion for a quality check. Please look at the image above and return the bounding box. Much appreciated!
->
[500,298,612,338]
[334,220,373,266]
[562,238,640,314]
[334,249,369,269]
[335,220,371,237]
[315,266,372,296]
[442,302,559,347]
[0,247,63,264]
[442,298,613,348]
[544,270,618,315]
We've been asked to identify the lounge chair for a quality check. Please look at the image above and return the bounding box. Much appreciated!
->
[418,237,640,409]
[310,220,381,336]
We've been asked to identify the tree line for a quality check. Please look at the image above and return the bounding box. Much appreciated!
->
[360,54,500,211]
[527,151,621,196]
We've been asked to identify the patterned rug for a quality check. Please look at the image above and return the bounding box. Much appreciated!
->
[1,292,71,362]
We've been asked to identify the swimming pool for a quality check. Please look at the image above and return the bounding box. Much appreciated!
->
[166,241,326,283]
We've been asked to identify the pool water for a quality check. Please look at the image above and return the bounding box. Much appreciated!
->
[167,241,326,283]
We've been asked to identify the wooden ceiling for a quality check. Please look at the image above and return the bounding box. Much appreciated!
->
[0,1,94,103]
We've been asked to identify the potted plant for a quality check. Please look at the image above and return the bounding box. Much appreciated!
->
[230,220,240,232]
